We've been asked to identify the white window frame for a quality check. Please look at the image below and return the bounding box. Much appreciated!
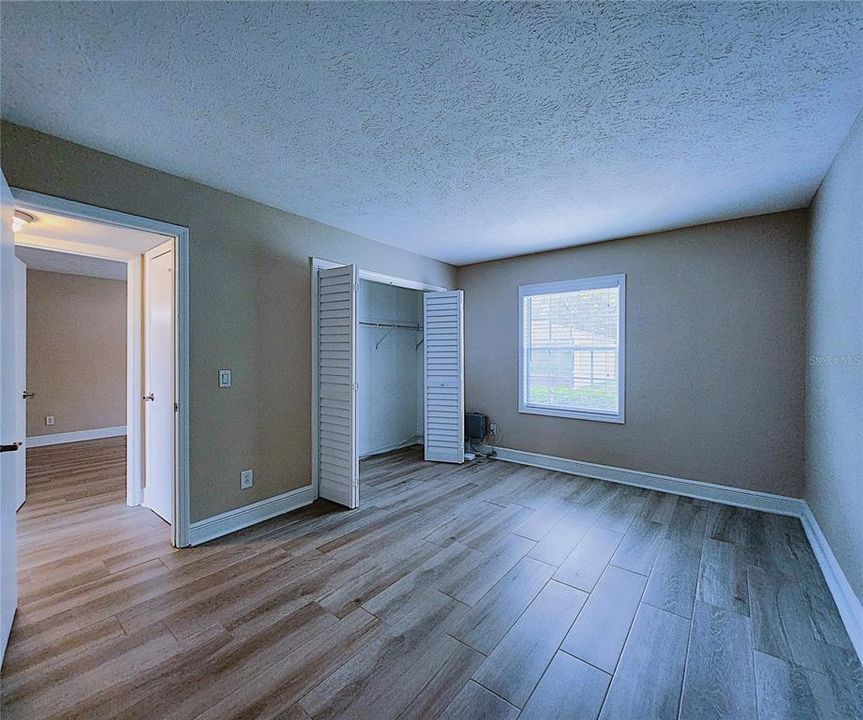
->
[518,274,625,424]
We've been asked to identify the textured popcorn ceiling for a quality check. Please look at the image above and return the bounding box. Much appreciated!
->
[1,2,861,265]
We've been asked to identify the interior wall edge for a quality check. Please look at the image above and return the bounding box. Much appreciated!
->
[803,107,863,603]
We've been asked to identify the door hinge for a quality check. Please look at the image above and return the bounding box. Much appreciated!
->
[352,382,359,392]
[353,282,360,294]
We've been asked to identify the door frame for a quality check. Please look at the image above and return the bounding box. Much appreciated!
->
[10,189,191,548]
[13,257,26,510]
[142,239,178,522]
[310,258,448,500]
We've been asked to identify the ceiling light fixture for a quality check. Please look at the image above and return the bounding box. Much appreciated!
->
[12,210,35,232]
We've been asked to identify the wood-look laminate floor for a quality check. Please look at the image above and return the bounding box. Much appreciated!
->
[2,438,862,720]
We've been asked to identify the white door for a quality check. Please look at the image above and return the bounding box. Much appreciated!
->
[14,257,27,509]
[0,171,21,665]
[318,264,359,508]
[143,240,175,523]
[423,290,465,463]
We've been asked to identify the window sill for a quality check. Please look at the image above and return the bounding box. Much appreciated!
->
[518,403,625,424]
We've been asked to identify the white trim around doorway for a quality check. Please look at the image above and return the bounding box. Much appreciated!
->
[10,189,191,548]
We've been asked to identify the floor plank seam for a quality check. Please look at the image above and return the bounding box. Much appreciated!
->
[5,441,861,720]
[674,605,697,720]
[556,646,613,677]
[466,677,522,711]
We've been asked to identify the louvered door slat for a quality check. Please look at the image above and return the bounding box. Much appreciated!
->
[423,290,464,463]
[318,264,359,507]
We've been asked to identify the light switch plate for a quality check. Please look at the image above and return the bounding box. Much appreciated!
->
[218,369,232,388]
[240,469,253,489]
[45,415,55,426]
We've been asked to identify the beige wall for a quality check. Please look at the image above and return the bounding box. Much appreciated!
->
[805,111,863,599]
[26,269,126,437]
[1,121,455,522]
[457,210,808,497]
[2,121,818,531]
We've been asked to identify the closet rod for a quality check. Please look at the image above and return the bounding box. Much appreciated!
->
[359,321,424,330]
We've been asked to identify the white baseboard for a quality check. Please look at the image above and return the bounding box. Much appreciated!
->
[27,425,126,448]
[188,484,315,546]
[799,503,863,661]
[483,445,805,517]
[481,444,862,662]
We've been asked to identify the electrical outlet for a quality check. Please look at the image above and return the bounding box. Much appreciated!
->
[45,416,55,427]
[489,422,497,435]
[240,469,253,490]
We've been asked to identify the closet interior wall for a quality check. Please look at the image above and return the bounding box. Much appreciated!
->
[358,280,424,458]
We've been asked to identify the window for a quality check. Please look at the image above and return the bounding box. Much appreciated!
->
[519,274,625,423]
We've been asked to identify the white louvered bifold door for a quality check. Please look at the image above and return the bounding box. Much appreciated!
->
[318,264,359,508]
[424,290,465,463]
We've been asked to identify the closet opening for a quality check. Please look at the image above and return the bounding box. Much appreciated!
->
[311,259,465,510]
[358,279,426,460]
